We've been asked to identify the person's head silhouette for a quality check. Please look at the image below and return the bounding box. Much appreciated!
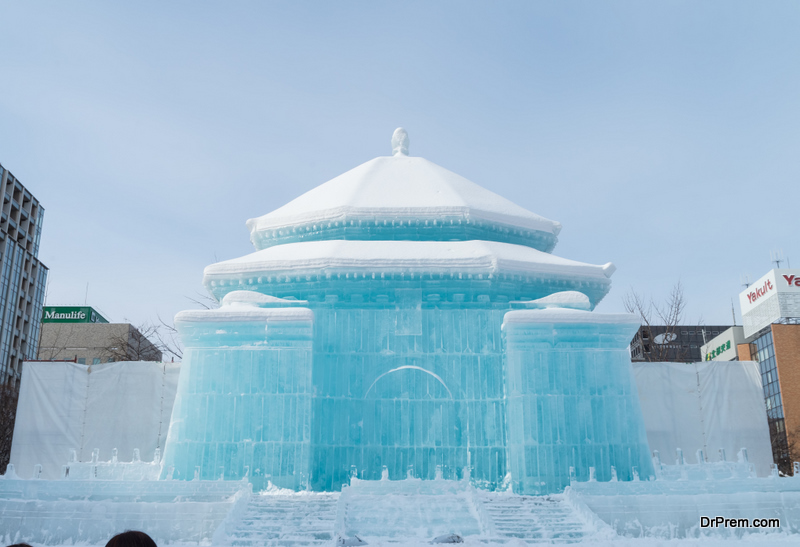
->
[105,531,157,547]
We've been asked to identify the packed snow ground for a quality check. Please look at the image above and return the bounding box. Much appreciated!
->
[10,538,800,547]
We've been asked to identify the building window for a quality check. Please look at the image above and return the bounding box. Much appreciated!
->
[92,358,100,365]
[750,328,790,473]
[77,358,86,365]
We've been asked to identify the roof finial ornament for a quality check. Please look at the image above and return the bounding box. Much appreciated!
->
[391,127,409,156]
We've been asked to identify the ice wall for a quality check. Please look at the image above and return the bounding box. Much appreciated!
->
[309,302,508,491]
[503,308,654,494]
[163,289,658,494]
[161,305,314,491]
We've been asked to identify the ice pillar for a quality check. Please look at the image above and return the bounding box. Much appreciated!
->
[161,304,314,490]
[503,308,653,494]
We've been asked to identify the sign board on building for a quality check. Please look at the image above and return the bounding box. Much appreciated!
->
[740,269,800,337]
[41,306,109,324]
[701,326,746,361]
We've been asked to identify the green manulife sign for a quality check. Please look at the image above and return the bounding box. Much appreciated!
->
[41,306,108,324]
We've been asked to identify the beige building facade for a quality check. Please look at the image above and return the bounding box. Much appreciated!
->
[38,322,162,364]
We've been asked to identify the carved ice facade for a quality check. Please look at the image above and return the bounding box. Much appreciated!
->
[161,128,654,493]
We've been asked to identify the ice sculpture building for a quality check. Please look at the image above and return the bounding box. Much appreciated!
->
[161,128,654,494]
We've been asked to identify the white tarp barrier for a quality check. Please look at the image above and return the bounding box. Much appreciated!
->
[11,359,773,480]
[633,361,773,477]
[10,360,180,480]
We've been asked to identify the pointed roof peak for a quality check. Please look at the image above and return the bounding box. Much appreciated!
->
[391,128,409,156]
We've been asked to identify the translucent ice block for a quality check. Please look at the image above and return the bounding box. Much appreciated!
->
[503,308,654,494]
[161,306,314,491]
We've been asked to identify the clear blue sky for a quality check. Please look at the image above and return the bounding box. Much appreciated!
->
[0,1,798,327]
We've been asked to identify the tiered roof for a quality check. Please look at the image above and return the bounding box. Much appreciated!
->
[206,129,614,305]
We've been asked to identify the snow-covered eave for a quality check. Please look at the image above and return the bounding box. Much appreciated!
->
[202,260,614,293]
[175,307,314,323]
[221,290,308,307]
[200,241,617,303]
[246,206,562,237]
[503,308,640,326]
[202,241,615,285]
[203,260,611,281]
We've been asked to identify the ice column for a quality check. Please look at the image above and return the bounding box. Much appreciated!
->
[161,302,314,490]
[503,308,653,494]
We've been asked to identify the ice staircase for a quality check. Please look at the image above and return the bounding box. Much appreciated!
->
[479,493,606,544]
[215,479,613,545]
[219,493,339,546]
[336,476,489,542]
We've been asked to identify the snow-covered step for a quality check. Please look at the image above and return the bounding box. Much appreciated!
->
[218,493,339,546]
[338,478,490,542]
[215,481,614,545]
[480,493,610,543]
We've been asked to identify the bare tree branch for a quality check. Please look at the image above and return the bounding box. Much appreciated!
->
[154,315,183,361]
[148,290,220,362]
[101,323,162,362]
[185,290,220,311]
[624,281,689,362]
[37,323,80,361]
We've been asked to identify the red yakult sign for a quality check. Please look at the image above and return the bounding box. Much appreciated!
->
[783,273,800,287]
[740,269,800,317]
[744,278,775,306]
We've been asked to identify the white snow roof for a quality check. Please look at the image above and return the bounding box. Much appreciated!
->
[203,240,613,283]
[246,154,561,236]
[220,291,307,306]
[503,309,640,325]
[512,291,592,310]
[175,307,314,323]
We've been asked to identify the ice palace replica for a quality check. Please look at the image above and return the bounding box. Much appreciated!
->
[2,129,799,545]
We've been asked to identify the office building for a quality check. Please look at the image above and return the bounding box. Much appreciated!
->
[0,162,48,389]
[38,305,162,364]
[700,326,747,361]
[630,324,731,362]
[701,268,800,472]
